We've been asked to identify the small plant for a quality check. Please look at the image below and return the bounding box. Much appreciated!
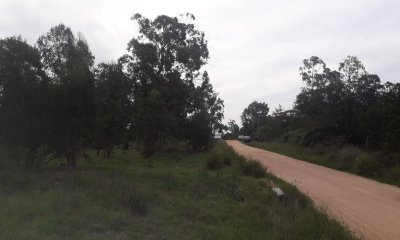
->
[353,153,380,177]
[206,150,223,170]
[239,157,267,178]
[223,154,232,166]
[121,187,148,215]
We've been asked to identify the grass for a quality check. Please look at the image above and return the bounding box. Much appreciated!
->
[0,142,356,240]
[248,141,400,186]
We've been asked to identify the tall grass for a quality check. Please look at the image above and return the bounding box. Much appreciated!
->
[0,142,357,240]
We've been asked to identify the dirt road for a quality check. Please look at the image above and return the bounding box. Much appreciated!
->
[226,140,400,240]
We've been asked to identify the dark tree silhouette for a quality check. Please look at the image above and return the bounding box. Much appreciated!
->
[122,13,223,156]
[37,24,96,169]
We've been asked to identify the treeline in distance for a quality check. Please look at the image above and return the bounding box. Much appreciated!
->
[226,56,400,181]
[236,56,400,151]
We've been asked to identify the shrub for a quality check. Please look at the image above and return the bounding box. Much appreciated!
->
[338,146,363,161]
[223,155,232,166]
[387,166,400,186]
[221,147,235,166]
[353,153,380,177]
[206,150,223,170]
[239,158,267,178]
[280,129,305,144]
[121,187,148,215]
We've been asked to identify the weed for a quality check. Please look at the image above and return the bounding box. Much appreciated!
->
[121,186,148,215]
[206,150,223,170]
[238,157,267,178]
[354,154,380,177]
[0,143,356,240]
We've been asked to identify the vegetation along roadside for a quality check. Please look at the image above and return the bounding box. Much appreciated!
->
[0,142,356,240]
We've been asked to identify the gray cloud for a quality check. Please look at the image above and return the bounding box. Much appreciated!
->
[1,0,399,124]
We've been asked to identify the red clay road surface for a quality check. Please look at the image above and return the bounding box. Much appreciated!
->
[226,140,400,240]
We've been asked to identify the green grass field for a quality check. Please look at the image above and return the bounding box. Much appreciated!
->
[0,142,356,239]
[248,141,400,186]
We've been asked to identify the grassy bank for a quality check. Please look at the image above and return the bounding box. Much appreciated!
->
[0,142,355,239]
[248,141,400,186]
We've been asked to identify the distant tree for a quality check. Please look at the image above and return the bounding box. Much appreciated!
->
[339,56,367,93]
[227,119,240,135]
[37,24,96,169]
[0,36,50,168]
[241,101,269,135]
[185,110,213,151]
[94,62,132,157]
[381,82,400,151]
[191,72,224,133]
[299,56,328,90]
[294,55,400,148]
[337,57,368,143]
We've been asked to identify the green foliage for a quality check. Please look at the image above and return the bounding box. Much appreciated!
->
[294,55,399,151]
[186,110,213,151]
[206,142,234,169]
[121,186,148,215]
[124,14,224,156]
[0,36,50,169]
[0,144,356,239]
[238,157,267,178]
[225,119,240,139]
[241,101,269,135]
[354,154,380,177]
[0,13,224,167]
[206,150,224,170]
[93,62,132,157]
[240,55,400,183]
[36,24,96,169]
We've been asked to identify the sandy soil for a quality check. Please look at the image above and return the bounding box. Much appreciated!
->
[226,140,400,240]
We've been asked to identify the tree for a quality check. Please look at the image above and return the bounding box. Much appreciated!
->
[381,82,400,151]
[339,56,367,93]
[94,62,132,157]
[186,71,224,150]
[241,101,269,135]
[299,56,328,90]
[37,24,96,169]
[185,110,213,151]
[123,13,221,156]
[191,72,224,133]
[294,55,400,148]
[227,119,240,135]
[0,36,50,168]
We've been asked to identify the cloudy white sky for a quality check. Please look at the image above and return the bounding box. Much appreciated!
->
[1,0,399,124]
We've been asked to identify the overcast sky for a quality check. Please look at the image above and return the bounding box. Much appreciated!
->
[1,0,399,124]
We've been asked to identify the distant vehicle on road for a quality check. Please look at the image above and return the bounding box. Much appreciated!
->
[238,135,252,143]
[243,136,252,143]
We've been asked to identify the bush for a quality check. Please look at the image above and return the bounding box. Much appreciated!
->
[239,158,267,178]
[121,187,148,215]
[223,155,232,166]
[302,127,338,147]
[387,166,400,186]
[222,147,235,166]
[280,129,305,144]
[206,143,235,169]
[353,153,380,177]
[206,150,223,170]
[338,146,363,161]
